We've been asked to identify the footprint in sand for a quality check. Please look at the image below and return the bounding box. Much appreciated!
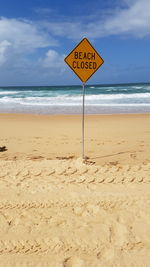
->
[56,168,66,175]
[66,167,77,175]
[63,256,84,267]
[114,175,124,183]
[130,153,136,159]
[88,166,98,174]
[98,166,108,174]
[130,165,141,171]
[78,166,88,175]
[45,169,55,175]
[30,169,42,176]
[75,176,86,183]
[121,165,130,172]
[105,176,115,183]
[19,169,29,177]
[0,170,8,178]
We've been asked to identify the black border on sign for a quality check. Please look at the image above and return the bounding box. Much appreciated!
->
[64,38,104,83]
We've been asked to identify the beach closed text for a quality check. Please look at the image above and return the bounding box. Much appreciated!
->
[72,52,97,69]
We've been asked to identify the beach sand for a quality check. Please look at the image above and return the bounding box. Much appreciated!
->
[0,113,150,266]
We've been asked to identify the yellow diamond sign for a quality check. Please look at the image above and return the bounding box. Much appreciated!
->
[64,38,104,83]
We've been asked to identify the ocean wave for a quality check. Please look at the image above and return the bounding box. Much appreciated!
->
[1,92,150,102]
[86,93,150,100]
[1,91,150,109]
[0,91,19,95]
[23,92,150,100]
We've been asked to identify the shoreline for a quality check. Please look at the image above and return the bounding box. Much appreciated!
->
[1,105,150,115]
[1,111,150,115]
[0,109,150,115]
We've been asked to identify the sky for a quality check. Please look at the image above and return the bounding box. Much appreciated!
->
[0,0,150,86]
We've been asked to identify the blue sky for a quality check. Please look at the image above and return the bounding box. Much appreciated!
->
[0,0,150,86]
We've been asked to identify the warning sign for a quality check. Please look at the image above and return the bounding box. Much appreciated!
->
[64,38,104,83]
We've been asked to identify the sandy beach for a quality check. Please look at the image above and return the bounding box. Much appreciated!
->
[0,113,150,266]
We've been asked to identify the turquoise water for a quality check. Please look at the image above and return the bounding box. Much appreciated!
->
[0,83,150,114]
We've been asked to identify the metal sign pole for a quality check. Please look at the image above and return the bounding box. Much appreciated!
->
[82,82,85,159]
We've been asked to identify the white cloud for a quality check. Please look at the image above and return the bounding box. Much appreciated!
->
[94,0,150,38]
[38,49,66,78]
[0,17,58,53]
[0,17,64,84]
[42,49,65,69]
[44,0,150,39]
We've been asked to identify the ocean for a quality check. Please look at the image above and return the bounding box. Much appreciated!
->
[0,83,150,114]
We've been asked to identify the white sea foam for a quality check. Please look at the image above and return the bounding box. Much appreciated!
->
[1,94,150,107]
[0,91,18,95]
[17,92,150,101]
[1,93,150,102]
[83,93,150,100]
